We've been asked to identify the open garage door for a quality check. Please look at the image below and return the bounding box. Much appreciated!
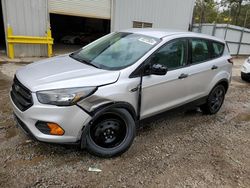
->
[49,14,110,55]
[49,0,111,19]
[49,0,111,55]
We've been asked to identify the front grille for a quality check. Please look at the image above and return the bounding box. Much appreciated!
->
[11,76,33,111]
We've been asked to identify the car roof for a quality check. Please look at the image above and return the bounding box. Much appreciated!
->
[122,28,225,43]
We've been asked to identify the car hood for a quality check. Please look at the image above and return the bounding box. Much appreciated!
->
[16,54,120,92]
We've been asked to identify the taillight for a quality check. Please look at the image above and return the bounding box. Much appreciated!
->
[227,58,234,64]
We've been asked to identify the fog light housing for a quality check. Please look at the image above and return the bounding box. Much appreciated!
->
[47,123,64,135]
[35,121,64,135]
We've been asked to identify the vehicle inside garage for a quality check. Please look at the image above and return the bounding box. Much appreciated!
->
[0,1,6,54]
[50,13,110,55]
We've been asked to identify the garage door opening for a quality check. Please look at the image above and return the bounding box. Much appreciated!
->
[50,13,110,55]
[0,1,6,54]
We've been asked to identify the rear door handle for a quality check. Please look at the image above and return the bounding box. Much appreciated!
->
[178,73,188,79]
[211,65,218,70]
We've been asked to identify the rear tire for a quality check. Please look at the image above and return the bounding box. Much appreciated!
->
[200,85,226,115]
[84,108,136,158]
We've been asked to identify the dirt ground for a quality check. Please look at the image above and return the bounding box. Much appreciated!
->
[0,59,249,188]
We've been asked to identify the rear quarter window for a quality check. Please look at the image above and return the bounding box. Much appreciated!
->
[190,39,210,64]
[211,42,225,58]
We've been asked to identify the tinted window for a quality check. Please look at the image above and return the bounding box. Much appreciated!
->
[191,39,210,64]
[149,39,187,70]
[212,42,224,58]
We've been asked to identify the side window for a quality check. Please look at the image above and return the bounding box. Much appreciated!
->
[191,39,210,64]
[149,39,187,70]
[212,42,224,58]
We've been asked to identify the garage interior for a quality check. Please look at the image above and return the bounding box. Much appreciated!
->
[0,1,6,54]
[50,13,110,55]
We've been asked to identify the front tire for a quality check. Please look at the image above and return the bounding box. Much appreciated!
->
[200,85,226,115]
[84,108,136,158]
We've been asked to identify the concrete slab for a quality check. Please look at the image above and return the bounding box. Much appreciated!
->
[0,43,81,64]
[0,52,45,64]
[0,63,24,78]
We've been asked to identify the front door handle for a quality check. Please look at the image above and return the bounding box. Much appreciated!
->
[211,65,218,70]
[178,73,188,79]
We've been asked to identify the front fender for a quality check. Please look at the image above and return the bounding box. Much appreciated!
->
[89,102,137,122]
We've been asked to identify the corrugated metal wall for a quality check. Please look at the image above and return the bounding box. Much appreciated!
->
[193,24,250,55]
[2,0,48,57]
[1,0,195,57]
[112,0,195,31]
[49,0,111,19]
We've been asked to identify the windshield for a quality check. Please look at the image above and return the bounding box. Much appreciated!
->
[70,32,161,70]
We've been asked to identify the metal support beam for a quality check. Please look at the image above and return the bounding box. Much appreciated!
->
[212,23,216,36]
[224,24,229,40]
[236,28,244,57]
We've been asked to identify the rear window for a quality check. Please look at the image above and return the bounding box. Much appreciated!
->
[211,42,224,58]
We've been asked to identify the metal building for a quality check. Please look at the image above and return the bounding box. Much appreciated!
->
[0,0,195,58]
[1,0,48,57]
[112,0,195,31]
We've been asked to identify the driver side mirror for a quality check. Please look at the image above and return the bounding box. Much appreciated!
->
[146,64,168,76]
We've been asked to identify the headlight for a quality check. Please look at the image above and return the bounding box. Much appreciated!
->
[36,87,97,106]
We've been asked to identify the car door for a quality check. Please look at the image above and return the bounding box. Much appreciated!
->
[185,38,224,100]
[140,38,191,119]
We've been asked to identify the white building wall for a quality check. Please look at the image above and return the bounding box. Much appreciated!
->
[2,0,48,57]
[112,0,195,31]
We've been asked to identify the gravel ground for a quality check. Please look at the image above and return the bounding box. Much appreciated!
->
[0,59,249,188]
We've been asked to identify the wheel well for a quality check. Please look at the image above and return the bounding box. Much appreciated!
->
[216,80,229,93]
[121,107,137,121]
[92,111,124,125]
[90,102,137,122]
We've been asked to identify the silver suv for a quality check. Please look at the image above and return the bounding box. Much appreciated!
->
[10,29,233,157]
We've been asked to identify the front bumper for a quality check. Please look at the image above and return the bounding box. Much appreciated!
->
[241,72,250,81]
[10,92,92,143]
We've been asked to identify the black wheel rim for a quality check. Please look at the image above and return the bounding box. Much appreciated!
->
[210,87,224,112]
[90,117,127,149]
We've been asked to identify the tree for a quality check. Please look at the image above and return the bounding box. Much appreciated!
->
[193,0,219,24]
[220,0,250,25]
[193,0,250,28]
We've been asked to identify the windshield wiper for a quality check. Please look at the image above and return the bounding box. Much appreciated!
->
[69,53,99,69]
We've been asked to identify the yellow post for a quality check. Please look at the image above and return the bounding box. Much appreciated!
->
[47,29,53,57]
[7,26,15,59]
[6,26,53,59]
